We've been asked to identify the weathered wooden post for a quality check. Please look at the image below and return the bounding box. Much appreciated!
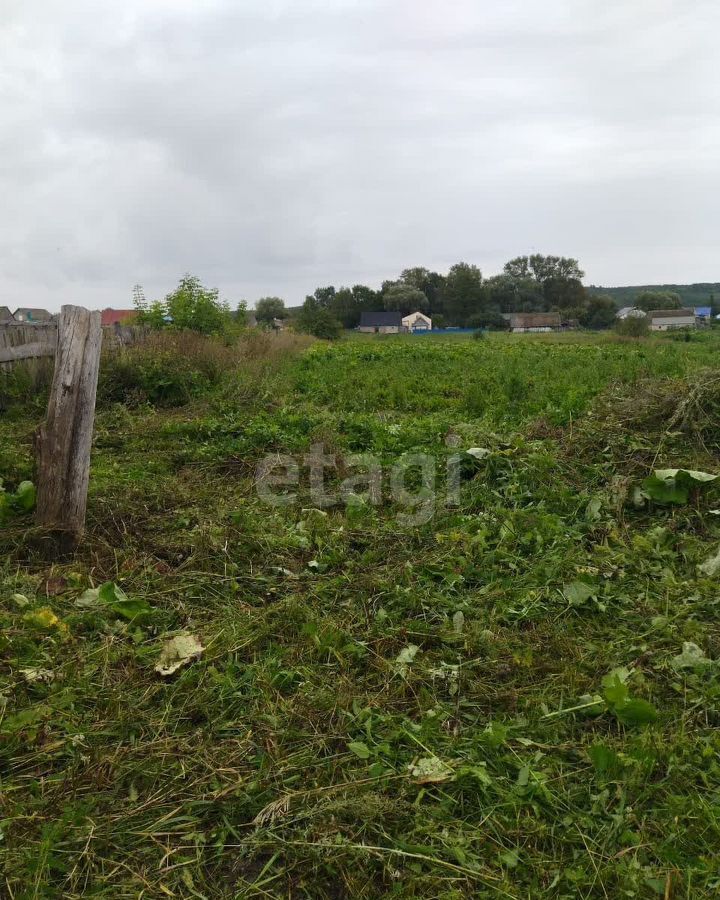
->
[35,305,102,549]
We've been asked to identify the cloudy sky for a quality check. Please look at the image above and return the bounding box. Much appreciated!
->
[2,0,719,311]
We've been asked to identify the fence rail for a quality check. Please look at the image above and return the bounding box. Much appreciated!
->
[0,321,147,367]
[0,323,57,365]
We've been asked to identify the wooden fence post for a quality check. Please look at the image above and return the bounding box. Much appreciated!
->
[35,305,102,548]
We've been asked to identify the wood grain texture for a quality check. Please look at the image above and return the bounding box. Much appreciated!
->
[0,341,56,363]
[35,306,102,544]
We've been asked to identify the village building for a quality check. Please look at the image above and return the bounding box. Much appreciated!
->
[646,308,696,331]
[13,308,52,323]
[616,306,646,320]
[401,311,432,332]
[0,307,14,323]
[358,311,405,334]
[507,312,565,333]
[101,309,138,327]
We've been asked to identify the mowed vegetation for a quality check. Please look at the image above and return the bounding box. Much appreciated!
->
[2,330,720,898]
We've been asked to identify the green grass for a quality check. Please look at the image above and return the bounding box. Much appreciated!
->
[1,331,720,898]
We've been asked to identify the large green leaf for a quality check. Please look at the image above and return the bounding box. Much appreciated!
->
[614,698,658,725]
[563,581,597,607]
[642,469,718,505]
[98,582,151,621]
[13,481,36,512]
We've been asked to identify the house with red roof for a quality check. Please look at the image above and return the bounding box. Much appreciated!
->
[101,309,138,327]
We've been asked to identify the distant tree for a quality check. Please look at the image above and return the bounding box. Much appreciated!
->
[255,297,287,324]
[441,262,484,325]
[134,298,167,330]
[167,275,232,334]
[235,300,249,327]
[635,291,682,312]
[296,295,342,339]
[544,276,587,311]
[134,275,231,334]
[467,310,508,331]
[304,284,379,328]
[383,283,429,313]
[580,295,617,330]
[503,254,584,284]
[312,286,337,309]
[400,267,446,310]
[615,315,650,338]
[483,274,544,313]
[308,308,343,339]
[329,287,358,328]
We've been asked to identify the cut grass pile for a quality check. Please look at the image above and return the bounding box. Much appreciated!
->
[1,332,720,898]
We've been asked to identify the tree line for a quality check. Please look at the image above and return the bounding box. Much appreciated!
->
[133,259,717,340]
[292,255,623,335]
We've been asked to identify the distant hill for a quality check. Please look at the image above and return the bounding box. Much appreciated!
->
[590,283,720,309]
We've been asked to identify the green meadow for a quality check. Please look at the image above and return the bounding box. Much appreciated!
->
[2,329,720,898]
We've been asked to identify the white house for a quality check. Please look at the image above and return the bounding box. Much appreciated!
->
[616,307,646,320]
[402,311,432,332]
[647,308,696,331]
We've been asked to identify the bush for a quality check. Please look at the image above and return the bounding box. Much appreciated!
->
[614,316,649,338]
[98,332,236,407]
[135,275,233,336]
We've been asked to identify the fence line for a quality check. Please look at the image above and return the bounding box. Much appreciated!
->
[0,323,57,366]
[0,321,148,368]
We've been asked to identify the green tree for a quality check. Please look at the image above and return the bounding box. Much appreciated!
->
[166,275,231,334]
[134,275,231,334]
[503,254,584,283]
[441,262,484,326]
[580,295,617,329]
[235,300,249,327]
[467,310,508,330]
[483,274,544,313]
[635,291,681,312]
[255,297,287,324]
[296,296,342,339]
[400,268,446,311]
[382,283,429,313]
[544,276,586,311]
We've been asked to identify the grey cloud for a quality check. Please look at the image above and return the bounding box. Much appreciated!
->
[1,0,719,311]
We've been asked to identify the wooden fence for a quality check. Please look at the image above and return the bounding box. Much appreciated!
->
[2,309,149,549]
[0,320,147,369]
[0,322,57,367]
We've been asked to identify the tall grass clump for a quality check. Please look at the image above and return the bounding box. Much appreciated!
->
[98,329,314,408]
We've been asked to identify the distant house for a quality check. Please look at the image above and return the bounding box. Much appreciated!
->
[647,308,696,331]
[272,317,286,331]
[0,306,14,323]
[13,308,51,323]
[358,311,405,334]
[616,306,646,320]
[101,309,138,327]
[402,311,432,332]
[508,312,564,333]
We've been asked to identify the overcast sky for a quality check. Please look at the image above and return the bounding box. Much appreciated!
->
[2,0,719,312]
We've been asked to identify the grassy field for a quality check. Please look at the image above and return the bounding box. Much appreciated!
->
[2,330,720,898]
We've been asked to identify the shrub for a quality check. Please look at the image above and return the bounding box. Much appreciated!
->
[135,275,233,336]
[614,316,649,338]
[98,332,236,407]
